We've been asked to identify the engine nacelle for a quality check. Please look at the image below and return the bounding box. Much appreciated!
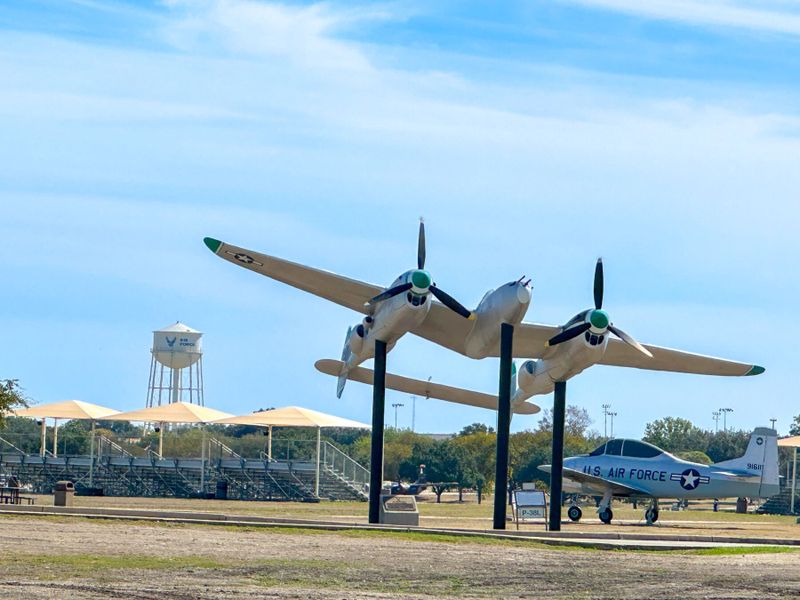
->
[348,323,366,355]
[514,359,558,400]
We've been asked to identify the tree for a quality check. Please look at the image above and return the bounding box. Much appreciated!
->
[790,415,800,437]
[537,405,593,437]
[643,417,709,453]
[675,450,712,465]
[705,430,750,463]
[458,423,495,436]
[0,379,27,427]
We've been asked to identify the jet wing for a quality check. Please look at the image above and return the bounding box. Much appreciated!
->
[539,465,650,497]
[204,238,382,315]
[315,359,540,415]
[412,311,558,358]
[598,338,763,377]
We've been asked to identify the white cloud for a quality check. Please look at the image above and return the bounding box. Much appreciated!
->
[162,0,395,71]
[561,0,800,36]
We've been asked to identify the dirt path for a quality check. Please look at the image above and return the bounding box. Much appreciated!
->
[1,516,798,599]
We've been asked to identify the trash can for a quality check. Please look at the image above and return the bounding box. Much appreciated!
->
[736,497,748,514]
[215,480,228,500]
[54,481,75,507]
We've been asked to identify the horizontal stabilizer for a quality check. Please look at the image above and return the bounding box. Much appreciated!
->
[315,359,540,415]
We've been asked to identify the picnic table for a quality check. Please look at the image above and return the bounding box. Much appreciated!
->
[0,485,35,505]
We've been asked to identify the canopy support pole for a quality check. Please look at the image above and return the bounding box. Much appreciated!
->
[493,323,513,530]
[549,381,567,531]
[53,419,58,458]
[40,418,46,457]
[368,339,387,524]
[315,427,321,498]
[89,422,96,487]
[268,426,273,461]
[200,427,206,494]
[158,423,164,458]
[791,447,797,514]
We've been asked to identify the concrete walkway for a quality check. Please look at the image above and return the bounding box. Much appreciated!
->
[1,504,794,551]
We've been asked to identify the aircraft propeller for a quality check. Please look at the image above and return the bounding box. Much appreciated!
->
[367,220,474,319]
[546,258,652,357]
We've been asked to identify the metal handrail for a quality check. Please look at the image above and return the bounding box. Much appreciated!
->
[208,437,241,459]
[97,435,134,458]
[0,435,26,454]
[321,441,369,490]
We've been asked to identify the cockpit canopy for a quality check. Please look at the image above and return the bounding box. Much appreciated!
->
[588,439,664,459]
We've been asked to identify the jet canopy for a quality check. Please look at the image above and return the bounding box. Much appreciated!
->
[587,439,664,459]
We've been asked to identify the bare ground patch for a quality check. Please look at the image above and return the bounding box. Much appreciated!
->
[1,516,799,599]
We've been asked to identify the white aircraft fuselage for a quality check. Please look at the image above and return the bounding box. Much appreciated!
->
[344,274,532,369]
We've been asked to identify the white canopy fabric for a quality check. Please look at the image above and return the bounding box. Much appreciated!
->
[14,400,120,420]
[213,405,370,429]
[104,401,232,424]
[778,436,800,448]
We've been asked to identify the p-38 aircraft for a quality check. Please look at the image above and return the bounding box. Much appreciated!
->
[539,428,779,525]
[204,222,763,412]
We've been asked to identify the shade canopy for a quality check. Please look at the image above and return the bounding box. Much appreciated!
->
[214,406,370,429]
[14,400,120,420]
[105,401,233,424]
[778,436,800,448]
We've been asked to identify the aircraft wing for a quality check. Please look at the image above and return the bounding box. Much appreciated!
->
[539,465,650,497]
[598,338,764,377]
[315,359,540,415]
[204,238,383,315]
[412,311,558,358]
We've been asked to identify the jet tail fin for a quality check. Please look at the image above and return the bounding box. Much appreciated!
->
[714,427,779,496]
[337,327,353,399]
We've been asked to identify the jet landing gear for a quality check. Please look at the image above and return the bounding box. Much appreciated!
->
[645,500,659,525]
[567,505,583,522]
[598,507,613,524]
[598,490,613,524]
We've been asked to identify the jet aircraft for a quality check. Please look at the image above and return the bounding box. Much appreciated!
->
[539,428,779,524]
[204,225,763,409]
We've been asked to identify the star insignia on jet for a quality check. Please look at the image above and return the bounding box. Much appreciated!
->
[670,468,710,491]
[226,251,262,266]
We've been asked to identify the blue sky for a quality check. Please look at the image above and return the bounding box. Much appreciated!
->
[1,0,798,438]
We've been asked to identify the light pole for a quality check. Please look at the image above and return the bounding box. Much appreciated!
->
[609,411,618,438]
[392,403,404,429]
[719,408,733,432]
[410,396,416,432]
[770,418,777,430]
[602,404,611,438]
[712,411,720,432]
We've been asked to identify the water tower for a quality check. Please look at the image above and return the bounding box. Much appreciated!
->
[146,322,204,407]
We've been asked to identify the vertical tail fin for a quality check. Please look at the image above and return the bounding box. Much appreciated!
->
[337,327,353,399]
[715,428,779,496]
[511,360,517,398]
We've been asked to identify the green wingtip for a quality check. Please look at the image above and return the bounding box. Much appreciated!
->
[745,365,765,376]
[204,237,222,253]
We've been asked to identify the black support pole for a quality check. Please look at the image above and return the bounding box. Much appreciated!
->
[493,322,514,530]
[368,339,387,524]
[549,380,566,531]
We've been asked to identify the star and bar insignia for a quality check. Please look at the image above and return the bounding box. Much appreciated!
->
[670,468,710,491]
[226,251,263,266]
